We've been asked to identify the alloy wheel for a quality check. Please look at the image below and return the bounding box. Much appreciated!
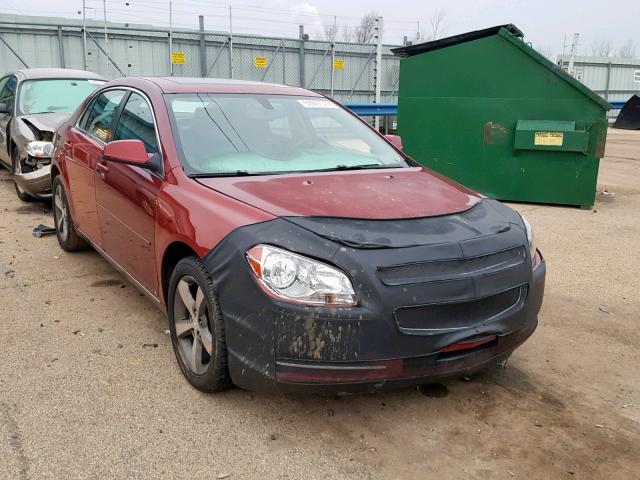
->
[54,184,68,242]
[173,276,214,375]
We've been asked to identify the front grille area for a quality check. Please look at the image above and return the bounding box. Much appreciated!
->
[394,286,525,333]
[378,246,527,286]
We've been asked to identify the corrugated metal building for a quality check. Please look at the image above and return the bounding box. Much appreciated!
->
[557,55,640,118]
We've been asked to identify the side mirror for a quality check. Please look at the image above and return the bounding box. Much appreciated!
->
[0,103,10,114]
[385,134,403,151]
[103,139,150,166]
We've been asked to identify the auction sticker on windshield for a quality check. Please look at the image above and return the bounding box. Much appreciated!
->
[297,99,337,109]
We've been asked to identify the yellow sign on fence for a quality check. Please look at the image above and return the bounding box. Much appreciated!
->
[171,51,186,65]
[254,56,268,69]
[333,58,344,71]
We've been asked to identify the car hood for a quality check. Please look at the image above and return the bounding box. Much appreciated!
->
[19,112,71,133]
[196,167,482,219]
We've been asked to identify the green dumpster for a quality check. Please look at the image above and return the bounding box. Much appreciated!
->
[392,24,610,208]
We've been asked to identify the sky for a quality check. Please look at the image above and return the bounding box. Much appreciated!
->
[1,0,639,58]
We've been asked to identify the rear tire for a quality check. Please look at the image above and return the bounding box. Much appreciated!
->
[52,176,87,252]
[168,256,231,392]
[12,149,33,202]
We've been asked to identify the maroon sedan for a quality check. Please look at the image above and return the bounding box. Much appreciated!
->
[51,77,545,394]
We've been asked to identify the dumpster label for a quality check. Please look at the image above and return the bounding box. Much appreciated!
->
[333,59,344,70]
[171,51,186,64]
[535,132,564,146]
[254,56,268,68]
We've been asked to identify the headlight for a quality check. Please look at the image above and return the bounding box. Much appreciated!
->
[25,141,54,159]
[521,215,536,259]
[246,245,357,306]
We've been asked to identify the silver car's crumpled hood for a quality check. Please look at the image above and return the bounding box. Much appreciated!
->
[19,112,71,133]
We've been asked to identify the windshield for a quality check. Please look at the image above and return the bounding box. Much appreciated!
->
[166,94,407,175]
[18,79,105,115]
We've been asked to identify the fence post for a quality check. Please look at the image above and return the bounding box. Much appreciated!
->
[373,16,383,130]
[605,61,612,101]
[330,41,335,96]
[199,15,206,77]
[57,26,66,68]
[228,6,234,79]
[298,25,305,87]
[281,39,286,84]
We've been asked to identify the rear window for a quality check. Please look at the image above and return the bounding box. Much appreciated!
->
[79,90,126,142]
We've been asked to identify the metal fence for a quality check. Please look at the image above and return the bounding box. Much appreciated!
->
[557,54,640,119]
[0,14,400,106]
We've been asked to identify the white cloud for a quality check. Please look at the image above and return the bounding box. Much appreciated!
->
[289,2,322,26]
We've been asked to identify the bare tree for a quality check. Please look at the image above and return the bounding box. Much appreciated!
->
[355,11,382,44]
[617,39,637,58]
[428,9,447,41]
[342,24,352,43]
[590,40,613,57]
[323,21,338,42]
[418,10,448,41]
[536,46,554,60]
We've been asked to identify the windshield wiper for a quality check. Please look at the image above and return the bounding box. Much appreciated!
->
[188,170,258,178]
[187,164,406,178]
[310,163,403,173]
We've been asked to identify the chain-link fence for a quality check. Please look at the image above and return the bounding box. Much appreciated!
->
[0,14,401,110]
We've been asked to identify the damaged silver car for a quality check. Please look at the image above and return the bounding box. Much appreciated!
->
[0,68,105,200]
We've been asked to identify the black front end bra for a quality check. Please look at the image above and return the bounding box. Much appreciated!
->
[202,199,546,394]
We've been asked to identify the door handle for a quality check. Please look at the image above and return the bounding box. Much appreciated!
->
[96,162,109,176]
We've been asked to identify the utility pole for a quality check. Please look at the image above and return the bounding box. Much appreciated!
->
[82,0,88,70]
[169,0,173,76]
[373,16,383,131]
[568,33,579,77]
[102,0,109,76]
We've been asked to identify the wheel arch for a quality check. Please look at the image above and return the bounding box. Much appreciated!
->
[51,163,60,180]
[161,240,199,306]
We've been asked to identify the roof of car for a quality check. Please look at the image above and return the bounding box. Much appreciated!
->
[114,77,322,96]
[13,68,106,80]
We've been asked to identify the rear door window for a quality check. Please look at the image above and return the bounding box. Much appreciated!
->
[79,90,126,142]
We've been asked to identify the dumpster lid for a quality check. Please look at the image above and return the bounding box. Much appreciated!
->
[391,24,611,111]
[391,24,523,57]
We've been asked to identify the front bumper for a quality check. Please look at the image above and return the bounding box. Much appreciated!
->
[14,164,52,198]
[271,258,544,394]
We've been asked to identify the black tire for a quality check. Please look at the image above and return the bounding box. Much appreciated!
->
[168,256,231,392]
[11,148,34,202]
[52,175,88,252]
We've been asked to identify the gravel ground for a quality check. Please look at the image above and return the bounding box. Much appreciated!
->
[0,129,638,480]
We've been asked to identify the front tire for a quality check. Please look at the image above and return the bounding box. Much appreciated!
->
[52,176,87,251]
[12,149,33,202]
[168,256,231,392]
